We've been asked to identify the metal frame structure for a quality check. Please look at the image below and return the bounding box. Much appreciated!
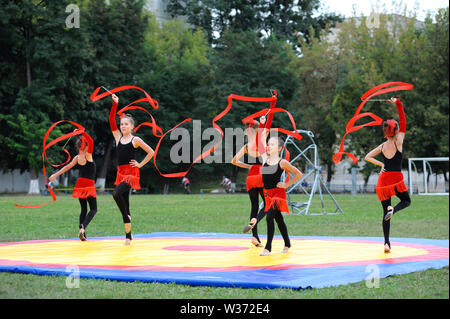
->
[280,130,343,215]
[408,157,449,196]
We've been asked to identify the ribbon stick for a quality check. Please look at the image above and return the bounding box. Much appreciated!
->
[90,85,159,110]
[15,121,88,208]
[91,85,164,138]
[332,82,413,164]
[101,86,112,94]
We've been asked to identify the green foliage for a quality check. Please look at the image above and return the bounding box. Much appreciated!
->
[0,1,448,187]
[296,8,449,181]
[289,27,340,181]
[188,30,300,179]
[166,0,342,46]
[0,0,84,173]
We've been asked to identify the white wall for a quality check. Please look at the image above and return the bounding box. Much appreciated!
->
[0,169,47,193]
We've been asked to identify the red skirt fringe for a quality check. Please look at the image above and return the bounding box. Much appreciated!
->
[376,171,408,201]
[72,177,96,199]
[115,164,140,190]
[246,165,263,191]
[264,187,289,214]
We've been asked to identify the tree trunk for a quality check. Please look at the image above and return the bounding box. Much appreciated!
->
[96,140,113,190]
[28,168,40,194]
[25,22,37,195]
[326,162,333,183]
[231,164,238,183]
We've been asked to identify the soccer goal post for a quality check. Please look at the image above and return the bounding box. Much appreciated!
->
[408,157,449,195]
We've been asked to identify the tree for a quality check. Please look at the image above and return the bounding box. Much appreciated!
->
[166,0,342,47]
[192,30,299,181]
[0,0,92,193]
[137,15,211,188]
[289,27,341,183]
[326,8,449,184]
[83,0,150,190]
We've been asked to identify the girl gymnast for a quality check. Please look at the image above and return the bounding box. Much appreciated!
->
[243,136,303,256]
[364,97,411,253]
[232,118,270,247]
[110,94,154,245]
[49,131,97,241]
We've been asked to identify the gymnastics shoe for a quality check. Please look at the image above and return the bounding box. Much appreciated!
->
[78,229,87,241]
[281,247,289,253]
[251,238,263,247]
[384,243,391,253]
[259,249,271,256]
[243,218,257,233]
[384,206,394,221]
[124,232,132,246]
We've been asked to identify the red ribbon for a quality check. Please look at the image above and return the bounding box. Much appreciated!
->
[332,82,413,164]
[15,121,88,208]
[92,86,300,179]
[242,107,303,144]
[91,85,164,138]
[152,118,193,178]
[90,85,159,110]
[117,105,164,137]
[153,92,303,178]
[152,93,281,177]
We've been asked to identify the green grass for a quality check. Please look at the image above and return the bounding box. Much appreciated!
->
[0,193,448,299]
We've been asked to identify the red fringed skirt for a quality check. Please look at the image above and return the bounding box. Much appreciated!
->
[246,164,264,191]
[376,171,408,201]
[115,164,140,190]
[264,187,289,214]
[72,177,97,199]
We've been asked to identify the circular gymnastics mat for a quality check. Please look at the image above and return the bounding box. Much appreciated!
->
[0,232,448,289]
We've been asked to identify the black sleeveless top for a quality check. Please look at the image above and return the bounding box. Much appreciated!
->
[381,143,402,172]
[76,160,96,180]
[117,137,136,165]
[262,159,284,189]
[245,144,263,165]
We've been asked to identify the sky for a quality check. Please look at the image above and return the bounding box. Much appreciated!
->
[319,0,449,21]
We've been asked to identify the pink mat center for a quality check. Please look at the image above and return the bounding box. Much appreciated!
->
[163,245,248,251]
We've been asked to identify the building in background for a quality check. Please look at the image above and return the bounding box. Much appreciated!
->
[145,0,170,22]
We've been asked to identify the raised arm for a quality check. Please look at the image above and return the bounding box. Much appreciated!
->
[231,145,252,169]
[130,137,154,169]
[110,94,122,144]
[391,97,406,147]
[49,156,78,182]
[278,159,303,189]
[264,106,275,130]
[254,116,270,155]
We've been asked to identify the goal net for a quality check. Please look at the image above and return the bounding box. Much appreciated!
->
[408,157,449,195]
